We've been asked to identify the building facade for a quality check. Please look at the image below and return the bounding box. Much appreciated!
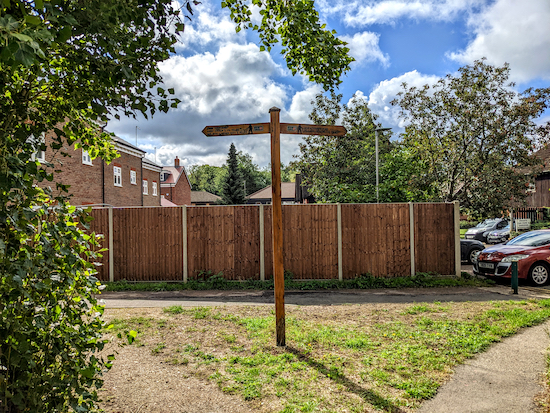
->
[37,133,162,206]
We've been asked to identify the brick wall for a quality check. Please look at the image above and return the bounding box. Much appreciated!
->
[143,167,161,206]
[172,176,191,205]
[104,151,143,206]
[37,132,103,205]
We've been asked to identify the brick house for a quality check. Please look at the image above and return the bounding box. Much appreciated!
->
[37,132,162,206]
[160,157,192,205]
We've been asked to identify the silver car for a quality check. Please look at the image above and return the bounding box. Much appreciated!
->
[486,224,510,244]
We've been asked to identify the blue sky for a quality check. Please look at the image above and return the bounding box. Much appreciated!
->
[107,0,550,169]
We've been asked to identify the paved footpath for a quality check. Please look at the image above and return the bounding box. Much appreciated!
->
[419,319,550,413]
[99,285,550,412]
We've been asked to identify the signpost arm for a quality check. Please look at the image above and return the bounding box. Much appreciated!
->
[270,106,285,347]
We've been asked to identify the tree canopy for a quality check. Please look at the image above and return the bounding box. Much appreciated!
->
[392,59,550,217]
[293,92,392,203]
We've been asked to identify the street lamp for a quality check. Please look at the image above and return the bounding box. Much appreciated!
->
[374,127,391,203]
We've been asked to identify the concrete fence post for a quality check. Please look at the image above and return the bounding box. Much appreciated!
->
[453,201,461,277]
[108,206,114,282]
[337,203,343,281]
[182,205,188,283]
[409,202,415,277]
[259,204,265,281]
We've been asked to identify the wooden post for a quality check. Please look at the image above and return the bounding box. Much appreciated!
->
[270,107,285,347]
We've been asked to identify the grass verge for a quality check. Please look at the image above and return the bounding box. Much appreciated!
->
[103,299,550,412]
[103,272,493,292]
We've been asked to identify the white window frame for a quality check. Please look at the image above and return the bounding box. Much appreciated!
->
[114,166,122,187]
[143,179,148,195]
[82,150,92,166]
[130,170,137,185]
[152,181,157,196]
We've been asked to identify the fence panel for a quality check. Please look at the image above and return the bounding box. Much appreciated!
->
[88,208,109,281]
[88,202,456,281]
[342,204,411,278]
[282,204,338,279]
[414,203,455,275]
[112,207,183,281]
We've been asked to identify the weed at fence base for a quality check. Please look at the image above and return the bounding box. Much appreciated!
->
[102,271,493,292]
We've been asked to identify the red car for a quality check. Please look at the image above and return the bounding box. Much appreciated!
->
[473,230,550,286]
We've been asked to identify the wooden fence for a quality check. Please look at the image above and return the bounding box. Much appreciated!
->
[88,202,459,282]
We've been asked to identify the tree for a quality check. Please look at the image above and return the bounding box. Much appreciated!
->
[294,92,392,203]
[222,0,353,90]
[392,59,550,217]
[1,0,352,409]
[188,164,227,196]
[221,143,246,204]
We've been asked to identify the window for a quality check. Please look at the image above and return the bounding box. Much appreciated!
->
[152,182,157,196]
[527,183,536,194]
[130,170,137,185]
[82,150,92,165]
[143,179,148,195]
[114,166,122,187]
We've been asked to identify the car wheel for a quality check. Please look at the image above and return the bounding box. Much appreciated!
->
[468,248,482,265]
[528,262,550,286]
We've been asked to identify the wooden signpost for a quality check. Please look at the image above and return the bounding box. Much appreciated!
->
[203,107,346,346]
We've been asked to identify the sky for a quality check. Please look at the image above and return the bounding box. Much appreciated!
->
[106,0,550,169]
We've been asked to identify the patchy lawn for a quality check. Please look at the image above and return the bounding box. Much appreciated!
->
[99,300,550,413]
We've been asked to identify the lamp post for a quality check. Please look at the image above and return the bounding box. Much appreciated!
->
[374,127,391,203]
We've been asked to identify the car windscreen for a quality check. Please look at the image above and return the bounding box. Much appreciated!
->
[475,219,497,229]
[507,231,550,247]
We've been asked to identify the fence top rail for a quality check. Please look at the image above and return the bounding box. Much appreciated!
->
[86,201,457,210]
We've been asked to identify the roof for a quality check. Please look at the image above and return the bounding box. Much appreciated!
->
[142,157,162,172]
[111,135,145,157]
[161,197,178,207]
[191,191,222,203]
[247,182,296,200]
[161,165,192,188]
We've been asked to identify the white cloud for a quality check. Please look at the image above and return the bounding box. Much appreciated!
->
[161,43,287,117]
[175,0,242,51]
[448,0,550,82]
[107,42,321,167]
[318,0,482,27]
[285,85,323,124]
[340,31,390,67]
[366,70,440,131]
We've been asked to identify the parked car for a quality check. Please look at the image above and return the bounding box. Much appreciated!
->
[473,229,550,285]
[460,239,485,264]
[486,224,511,244]
[464,218,508,242]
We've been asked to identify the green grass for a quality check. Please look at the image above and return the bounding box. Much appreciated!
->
[103,271,493,292]
[104,299,550,412]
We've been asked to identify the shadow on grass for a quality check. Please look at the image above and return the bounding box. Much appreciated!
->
[285,346,405,413]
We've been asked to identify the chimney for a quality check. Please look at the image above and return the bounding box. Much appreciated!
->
[175,156,180,167]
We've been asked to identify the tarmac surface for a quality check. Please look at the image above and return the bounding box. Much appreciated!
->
[99,283,550,412]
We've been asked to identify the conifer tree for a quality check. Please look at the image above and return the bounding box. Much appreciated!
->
[222,143,246,204]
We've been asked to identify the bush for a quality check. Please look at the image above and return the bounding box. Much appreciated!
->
[460,220,478,229]
[1,202,111,412]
